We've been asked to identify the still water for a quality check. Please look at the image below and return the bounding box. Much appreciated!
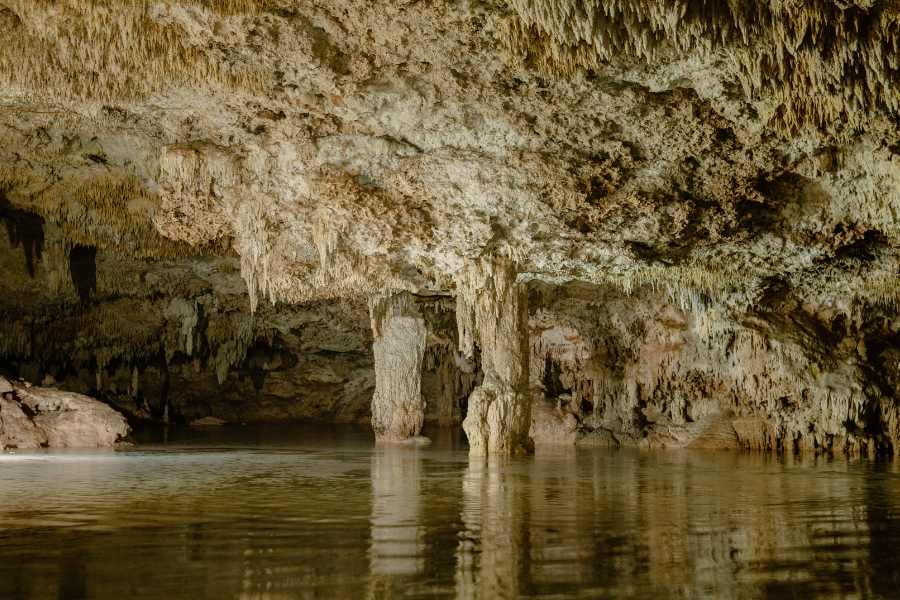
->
[1,425,899,599]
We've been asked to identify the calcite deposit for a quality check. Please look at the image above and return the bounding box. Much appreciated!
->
[369,292,427,442]
[0,0,899,454]
[457,257,532,454]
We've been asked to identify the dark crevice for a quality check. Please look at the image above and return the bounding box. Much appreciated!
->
[69,245,97,305]
[834,228,887,262]
[0,195,44,277]
[580,398,594,415]
[542,356,568,398]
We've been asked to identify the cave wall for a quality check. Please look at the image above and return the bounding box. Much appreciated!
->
[529,282,900,454]
[0,223,472,425]
[4,209,900,455]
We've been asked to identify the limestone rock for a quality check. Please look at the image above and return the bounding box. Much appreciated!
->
[0,396,46,449]
[369,292,428,442]
[0,0,898,455]
[0,380,130,449]
[530,397,579,446]
[458,258,532,455]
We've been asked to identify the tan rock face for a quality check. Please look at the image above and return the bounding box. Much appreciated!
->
[0,378,130,449]
[527,281,900,455]
[0,396,47,450]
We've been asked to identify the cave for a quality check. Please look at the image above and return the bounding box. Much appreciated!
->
[1,1,900,597]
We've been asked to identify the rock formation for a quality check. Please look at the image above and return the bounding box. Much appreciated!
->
[457,258,532,454]
[368,292,427,442]
[0,377,130,449]
[0,0,898,455]
[527,282,900,455]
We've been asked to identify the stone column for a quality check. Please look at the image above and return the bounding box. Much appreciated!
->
[369,292,427,443]
[456,257,531,455]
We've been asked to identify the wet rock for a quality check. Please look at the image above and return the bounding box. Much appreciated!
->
[0,395,46,449]
[0,380,130,449]
[530,397,579,446]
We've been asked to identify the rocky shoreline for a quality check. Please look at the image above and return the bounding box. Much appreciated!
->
[0,377,130,450]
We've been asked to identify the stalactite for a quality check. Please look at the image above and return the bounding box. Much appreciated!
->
[210,313,255,385]
[528,282,899,454]
[41,223,72,297]
[233,201,272,315]
[163,298,199,361]
[0,1,271,104]
[130,366,140,399]
[503,0,900,134]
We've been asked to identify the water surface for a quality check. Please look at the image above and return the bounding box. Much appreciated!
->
[1,425,899,599]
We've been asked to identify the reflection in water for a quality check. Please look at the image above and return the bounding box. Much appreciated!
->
[369,446,424,595]
[0,427,899,599]
[454,449,900,599]
[457,456,528,600]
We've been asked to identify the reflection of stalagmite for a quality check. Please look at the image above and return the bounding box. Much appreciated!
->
[369,293,427,442]
[369,446,424,588]
[455,457,528,600]
[456,257,531,454]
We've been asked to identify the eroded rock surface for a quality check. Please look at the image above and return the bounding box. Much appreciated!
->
[0,377,130,449]
[458,258,532,454]
[528,282,900,455]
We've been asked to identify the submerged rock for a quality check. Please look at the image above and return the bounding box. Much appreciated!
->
[0,377,130,449]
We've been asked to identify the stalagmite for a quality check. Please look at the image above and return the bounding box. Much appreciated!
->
[368,292,427,443]
[456,257,532,455]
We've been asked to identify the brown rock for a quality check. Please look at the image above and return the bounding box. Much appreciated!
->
[1,383,130,449]
[0,396,47,449]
